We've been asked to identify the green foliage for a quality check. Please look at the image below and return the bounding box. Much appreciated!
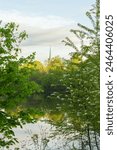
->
[0,1,100,149]
[26,57,66,112]
[62,0,100,57]
[46,56,64,71]
[0,22,41,148]
[47,1,100,149]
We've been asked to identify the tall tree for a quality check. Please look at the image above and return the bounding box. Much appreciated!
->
[49,0,100,149]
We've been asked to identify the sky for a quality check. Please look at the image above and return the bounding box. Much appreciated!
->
[0,0,95,62]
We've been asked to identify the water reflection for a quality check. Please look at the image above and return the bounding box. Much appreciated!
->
[7,118,78,150]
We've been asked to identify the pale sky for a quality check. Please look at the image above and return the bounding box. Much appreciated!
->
[0,0,95,62]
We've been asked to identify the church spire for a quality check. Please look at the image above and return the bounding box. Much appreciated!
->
[48,47,51,61]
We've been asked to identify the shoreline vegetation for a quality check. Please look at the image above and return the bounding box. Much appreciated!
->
[0,0,100,149]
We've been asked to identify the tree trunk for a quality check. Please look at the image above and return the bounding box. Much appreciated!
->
[87,125,92,150]
[80,135,85,150]
[94,131,100,150]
